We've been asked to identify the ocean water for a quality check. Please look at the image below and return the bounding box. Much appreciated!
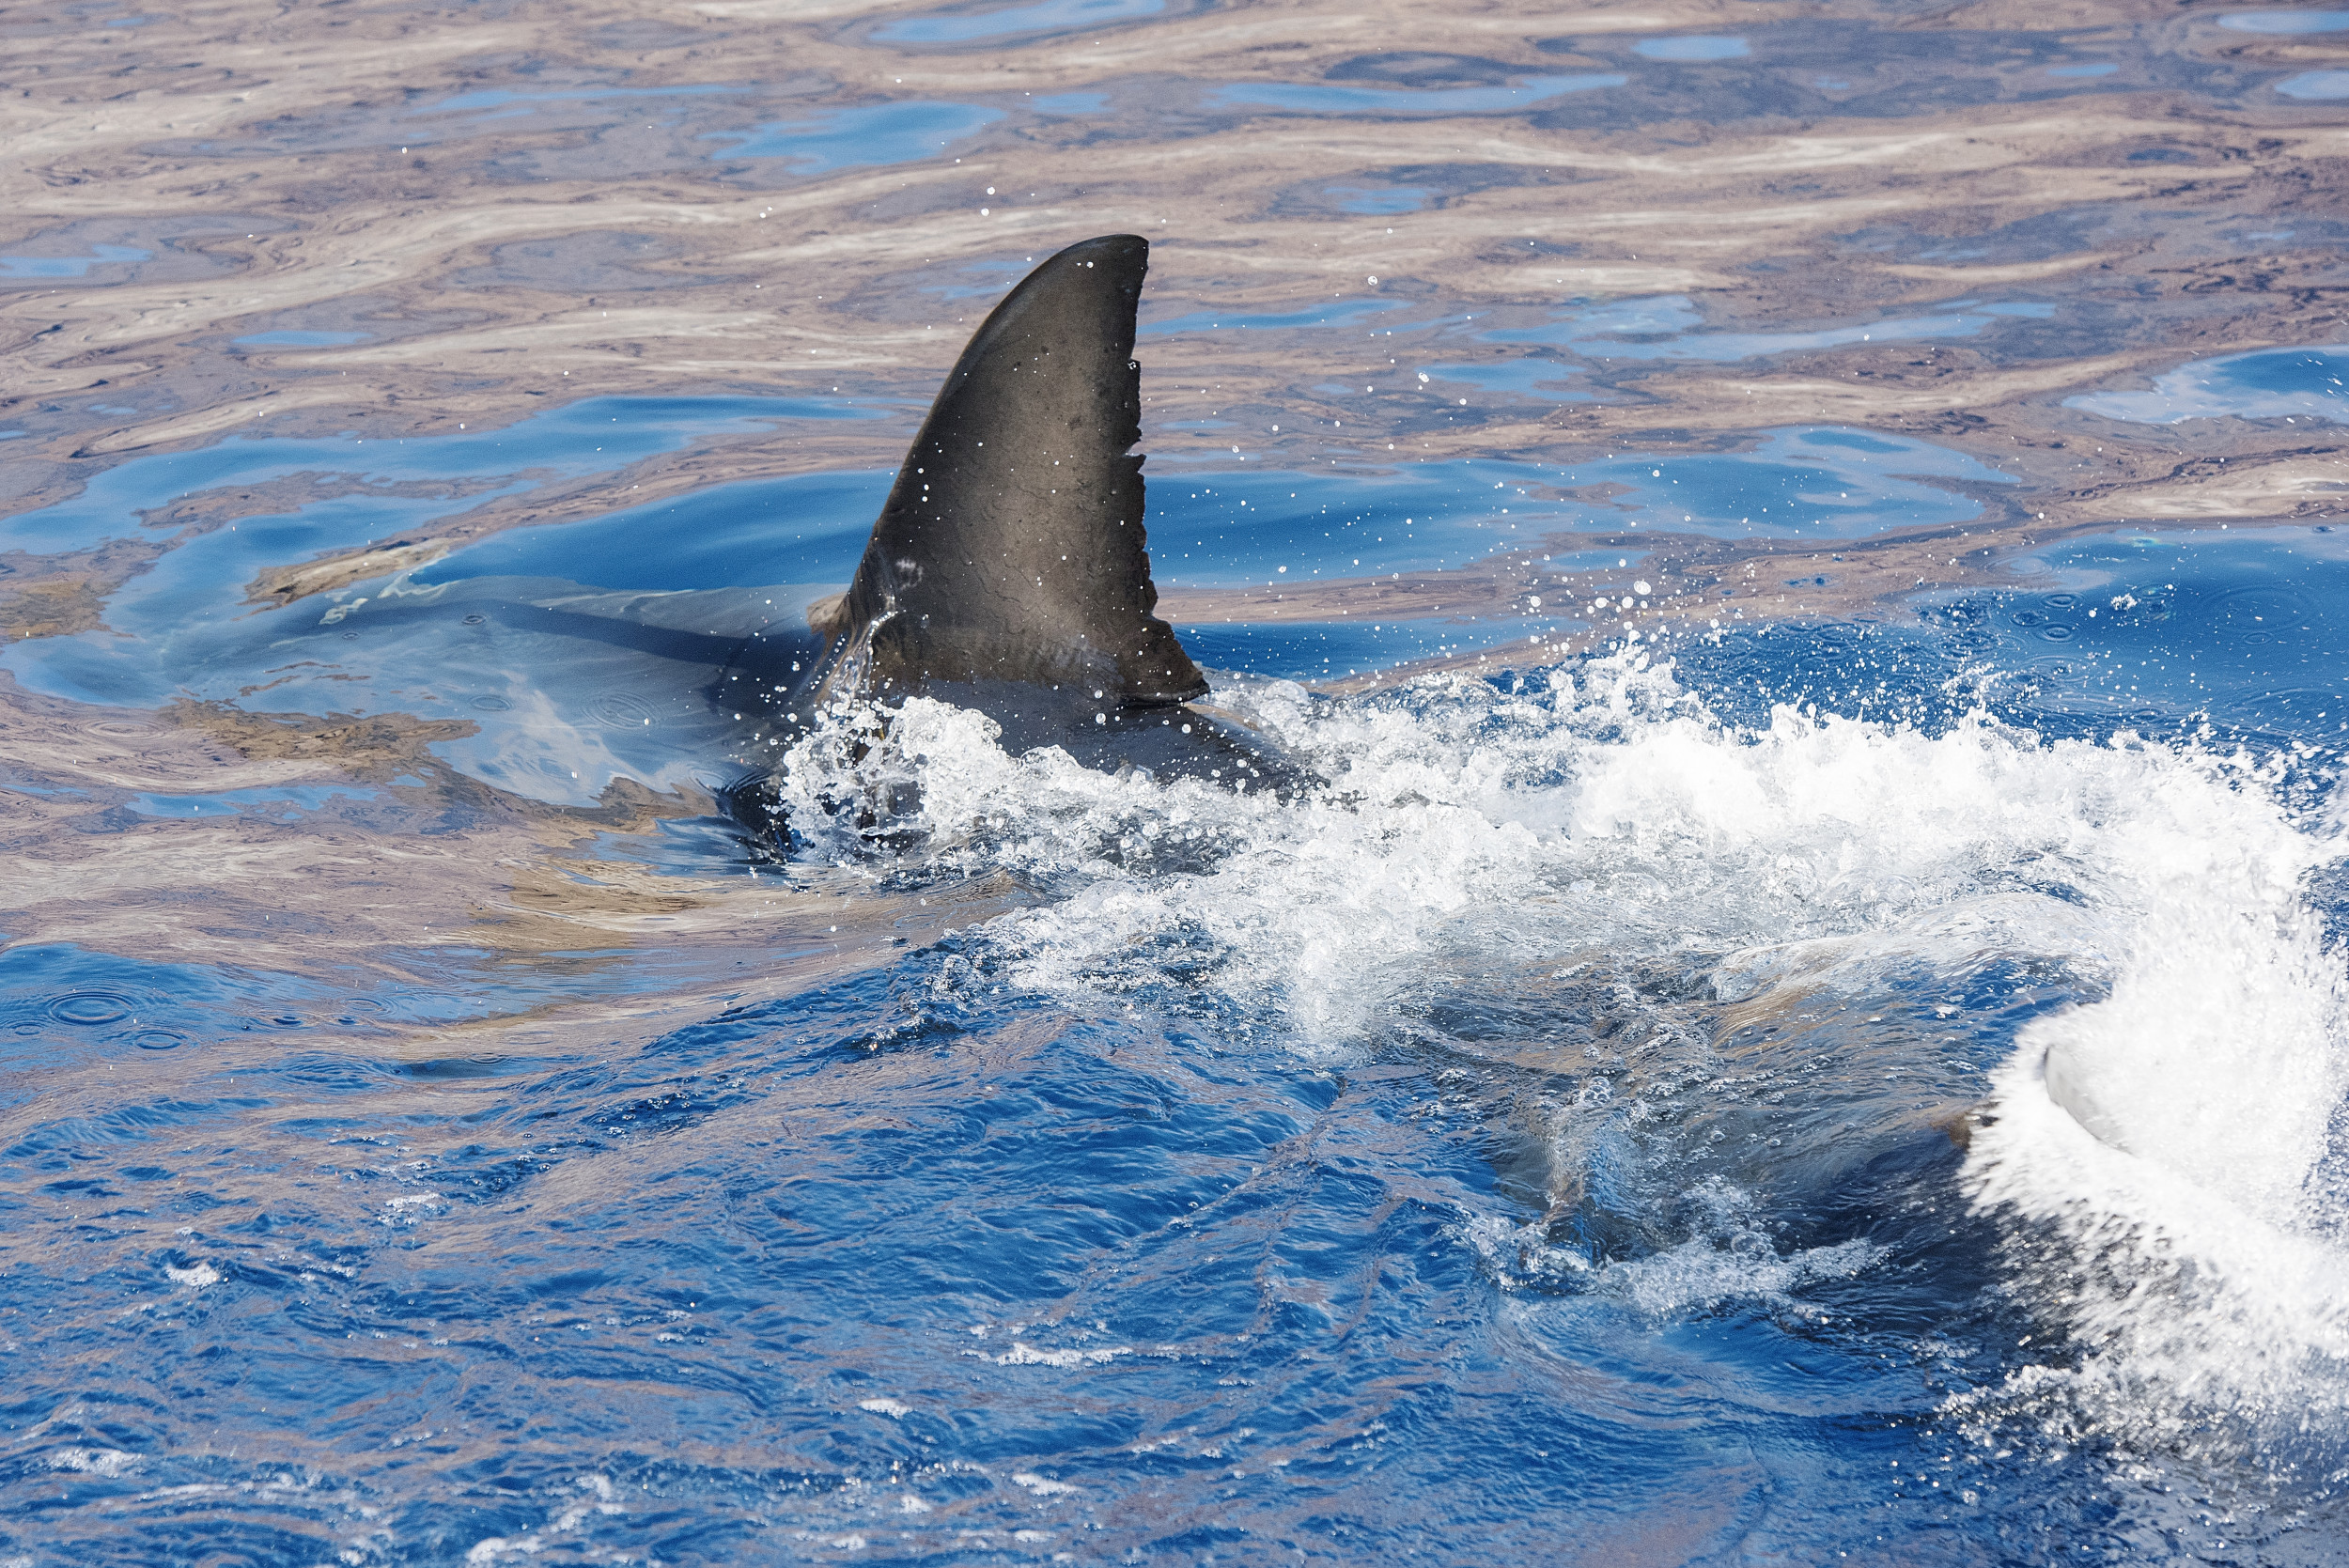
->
[13,580,2349,1563]
[6,0,2349,1562]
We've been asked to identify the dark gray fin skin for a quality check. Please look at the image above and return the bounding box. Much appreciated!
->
[710,235,1305,845]
[830,232,1206,706]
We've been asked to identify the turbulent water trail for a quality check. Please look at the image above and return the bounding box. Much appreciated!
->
[786,652,2349,1485]
[6,644,2349,1560]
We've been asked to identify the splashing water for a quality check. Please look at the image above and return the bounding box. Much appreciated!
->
[1963,787,2349,1483]
[781,649,2349,1515]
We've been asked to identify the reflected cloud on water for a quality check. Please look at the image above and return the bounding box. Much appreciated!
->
[707,101,1009,170]
[1211,72,1626,116]
[1631,36,1750,62]
[2067,345,2349,426]
[873,0,1167,45]
[1479,294,2059,364]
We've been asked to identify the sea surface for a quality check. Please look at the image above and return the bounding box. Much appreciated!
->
[3,0,2348,1562]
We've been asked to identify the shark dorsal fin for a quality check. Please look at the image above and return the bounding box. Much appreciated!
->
[832,234,1206,705]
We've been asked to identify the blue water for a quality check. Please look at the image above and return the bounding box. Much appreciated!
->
[10,0,2349,1549]
[1139,298,1408,336]
[11,383,2349,1560]
[0,243,150,279]
[1151,446,1976,583]
[2221,9,2349,33]
[415,85,745,118]
[125,784,381,820]
[2065,345,2349,425]
[1211,73,1626,116]
[0,394,881,555]
[707,102,1007,170]
[1416,356,1595,401]
[873,0,1165,44]
[1176,614,1578,677]
[1632,36,1750,61]
[2276,70,2349,100]
[1143,431,2015,577]
[13,508,2349,1559]
[412,471,895,592]
[1982,527,2349,737]
[1480,295,2057,363]
[0,409,2015,737]
[1673,525,2349,745]
[233,330,375,348]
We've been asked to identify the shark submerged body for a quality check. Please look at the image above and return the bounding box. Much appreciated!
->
[270,235,1297,833]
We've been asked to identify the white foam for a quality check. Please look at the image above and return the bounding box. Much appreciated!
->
[786,656,2349,1452]
[987,1342,1128,1368]
[1630,1179,1874,1317]
[788,659,2309,1048]
[1468,1182,1881,1316]
[1963,764,2349,1463]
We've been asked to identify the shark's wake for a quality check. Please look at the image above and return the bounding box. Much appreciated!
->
[785,648,2349,1490]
